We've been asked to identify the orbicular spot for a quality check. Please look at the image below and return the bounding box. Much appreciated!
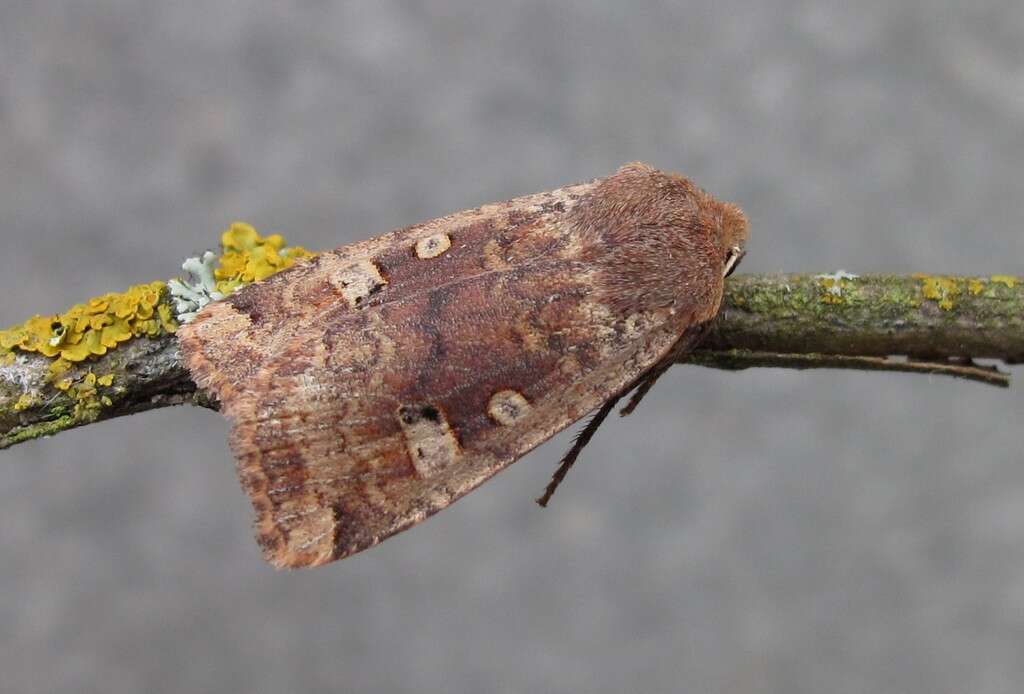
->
[333,261,387,308]
[487,390,530,426]
[415,233,451,259]
[397,404,460,477]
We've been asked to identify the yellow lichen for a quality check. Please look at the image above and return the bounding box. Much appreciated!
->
[819,286,845,305]
[990,275,1018,289]
[1,222,309,415]
[48,358,70,378]
[0,280,177,373]
[13,393,36,412]
[64,373,97,416]
[815,271,860,305]
[47,369,120,417]
[157,304,177,334]
[213,222,313,295]
[913,273,961,311]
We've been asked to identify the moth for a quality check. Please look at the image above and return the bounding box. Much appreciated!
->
[179,163,748,568]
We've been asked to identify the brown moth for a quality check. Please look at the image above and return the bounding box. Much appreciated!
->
[179,163,748,568]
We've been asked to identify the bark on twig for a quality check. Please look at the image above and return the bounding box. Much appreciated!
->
[703,274,1023,363]
[1,272,1020,450]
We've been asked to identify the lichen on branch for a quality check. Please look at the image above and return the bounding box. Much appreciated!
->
[0,223,312,448]
[703,272,1023,363]
[0,233,1020,450]
[168,222,314,321]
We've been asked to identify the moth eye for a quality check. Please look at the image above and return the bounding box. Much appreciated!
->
[723,246,744,278]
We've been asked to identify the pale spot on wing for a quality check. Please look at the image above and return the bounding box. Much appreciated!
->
[415,232,451,259]
[396,404,461,477]
[332,260,387,307]
[487,389,531,426]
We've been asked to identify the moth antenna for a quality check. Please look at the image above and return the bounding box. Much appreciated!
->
[618,363,670,417]
[536,394,623,507]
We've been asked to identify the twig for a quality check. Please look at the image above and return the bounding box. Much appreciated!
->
[1,272,1020,449]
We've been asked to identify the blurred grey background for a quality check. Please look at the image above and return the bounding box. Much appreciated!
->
[1,2,1022,693]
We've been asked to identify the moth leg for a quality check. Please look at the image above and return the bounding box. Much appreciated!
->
[618,362,671,417]
[536,393,623,507]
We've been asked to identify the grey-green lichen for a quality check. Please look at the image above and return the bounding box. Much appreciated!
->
[711,273,1024,362]
[168,251,224,323]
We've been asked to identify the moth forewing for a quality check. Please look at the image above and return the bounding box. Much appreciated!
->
[179,162,748,568]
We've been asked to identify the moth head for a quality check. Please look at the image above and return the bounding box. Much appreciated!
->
[586,164,750,317]
[716,202,748,278]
